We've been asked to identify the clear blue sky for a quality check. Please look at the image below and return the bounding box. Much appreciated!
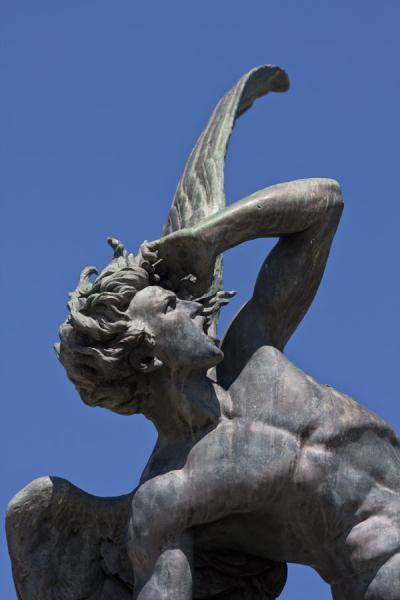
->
[2,2,400,598]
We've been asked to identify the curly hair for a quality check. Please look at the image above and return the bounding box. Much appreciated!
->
[56,239,161,415]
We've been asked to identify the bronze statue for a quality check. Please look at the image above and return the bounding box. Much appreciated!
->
[7,65,400,600]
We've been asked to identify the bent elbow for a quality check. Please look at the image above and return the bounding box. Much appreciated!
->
[301,178,344,212]
[323,178,344,210]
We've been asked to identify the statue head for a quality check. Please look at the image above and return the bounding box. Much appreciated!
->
[56,239,224,416]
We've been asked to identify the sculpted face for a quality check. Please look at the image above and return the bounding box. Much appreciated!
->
[127,286,224,371]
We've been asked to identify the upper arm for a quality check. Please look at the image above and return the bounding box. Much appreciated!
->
[252,205,342,349]
[217,198,343,388]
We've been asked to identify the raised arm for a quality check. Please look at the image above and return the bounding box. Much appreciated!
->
[195,177,342,255]
[149,177,343,383]
[211,177,343,384]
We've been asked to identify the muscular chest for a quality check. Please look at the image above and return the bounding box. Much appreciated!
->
[182,419,300,512]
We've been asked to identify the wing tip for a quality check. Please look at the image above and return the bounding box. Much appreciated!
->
[249,64,290,93]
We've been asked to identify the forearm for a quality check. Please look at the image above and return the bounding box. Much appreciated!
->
[194,178,343,256]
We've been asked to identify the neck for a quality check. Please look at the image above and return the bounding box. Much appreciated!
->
[143,367,221,445]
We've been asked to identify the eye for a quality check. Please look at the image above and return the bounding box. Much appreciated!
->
[164,296,176,313]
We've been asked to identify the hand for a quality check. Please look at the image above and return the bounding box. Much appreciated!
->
[141,228,217,298]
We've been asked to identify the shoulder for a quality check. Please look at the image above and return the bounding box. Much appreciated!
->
[217,300,277,388]
[222,344,285,394]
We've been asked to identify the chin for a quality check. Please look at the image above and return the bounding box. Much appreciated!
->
[179,343,224,371]
[204,340,224,366]
[211,350,224,367]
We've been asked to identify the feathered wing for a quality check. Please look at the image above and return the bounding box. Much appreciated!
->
[6,477,134,600]
[162,65,289,323]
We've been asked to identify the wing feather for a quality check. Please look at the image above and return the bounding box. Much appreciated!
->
[163,65,289,238]
[6,477,133,600]
[162,65,289,313]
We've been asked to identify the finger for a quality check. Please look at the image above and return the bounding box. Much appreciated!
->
[203,290,236,307]
[195,292,215,304]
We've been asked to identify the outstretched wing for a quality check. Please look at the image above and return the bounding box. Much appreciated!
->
[162,65,289,327]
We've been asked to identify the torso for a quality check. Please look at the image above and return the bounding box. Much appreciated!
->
[143,345,400,581]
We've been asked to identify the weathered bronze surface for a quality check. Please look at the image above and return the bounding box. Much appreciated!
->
[7,66,400,599]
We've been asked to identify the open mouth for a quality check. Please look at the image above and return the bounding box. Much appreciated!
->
[198,310,221,348]
[201,318,220,347]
